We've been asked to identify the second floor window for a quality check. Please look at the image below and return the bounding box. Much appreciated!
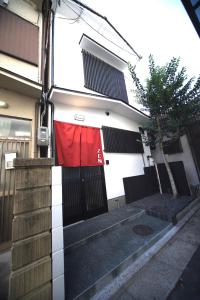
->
[0,7,39,65]
[82,50,128,103]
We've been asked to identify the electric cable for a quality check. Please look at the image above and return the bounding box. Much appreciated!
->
[69,0,142,59]
[61,0,140,58]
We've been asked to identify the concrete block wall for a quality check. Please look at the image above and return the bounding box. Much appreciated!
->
[9,158,53,300]
[52,166,65,300]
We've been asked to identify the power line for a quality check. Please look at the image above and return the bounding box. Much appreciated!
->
[70,0,142,59]
[56,3,83,23]
[61,0,140,59]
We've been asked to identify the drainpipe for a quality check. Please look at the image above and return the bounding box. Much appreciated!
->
[36,0,56,158]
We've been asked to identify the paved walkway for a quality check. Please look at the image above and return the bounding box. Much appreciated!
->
[64,193,192,249]
[110,207,200,300]
[167,245,200,300]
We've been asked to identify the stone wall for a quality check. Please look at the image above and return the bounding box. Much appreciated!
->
[9,158,53,300]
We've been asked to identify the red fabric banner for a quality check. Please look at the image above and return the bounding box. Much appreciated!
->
[54,121,104,167]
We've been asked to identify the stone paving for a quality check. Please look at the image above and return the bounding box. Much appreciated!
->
[64,214,171,300]
[167,245,200,300]
[131,193,193,223]
[110,207,200,300]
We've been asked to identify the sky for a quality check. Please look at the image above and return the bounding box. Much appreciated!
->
[81,0,200,84]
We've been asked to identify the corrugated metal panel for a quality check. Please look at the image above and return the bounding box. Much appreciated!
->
[0,7,39,65]
[82,50,128,102]
[102,126,144,153]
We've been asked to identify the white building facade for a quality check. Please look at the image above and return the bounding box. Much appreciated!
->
[50,3,153,297]
[50,0,151,216]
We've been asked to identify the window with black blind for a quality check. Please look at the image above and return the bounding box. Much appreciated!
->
[0,7,39,65]
[82,50,128,102]
[163,139,183,154]
[102,126,144,153]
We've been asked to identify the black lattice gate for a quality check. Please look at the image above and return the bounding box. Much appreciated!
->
[62,166,108,226]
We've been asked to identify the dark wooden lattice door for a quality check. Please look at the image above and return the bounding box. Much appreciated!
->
[62,166,108,226]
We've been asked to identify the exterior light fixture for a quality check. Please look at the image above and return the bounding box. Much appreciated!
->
[0,101,9,108]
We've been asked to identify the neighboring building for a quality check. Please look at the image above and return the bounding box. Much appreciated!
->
[0,0,44,250]
[152,135,200,191]
[181,0,200,38]
[0,0,43,157]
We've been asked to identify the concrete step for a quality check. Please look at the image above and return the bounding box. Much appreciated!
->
[64,214,172,300]
[140,194,197,224]
[64,206,145,253]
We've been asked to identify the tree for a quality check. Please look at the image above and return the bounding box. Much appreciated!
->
[129,55,200,197]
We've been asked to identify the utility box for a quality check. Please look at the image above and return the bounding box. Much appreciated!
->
[37,126,49,146]
[5,152,16,169]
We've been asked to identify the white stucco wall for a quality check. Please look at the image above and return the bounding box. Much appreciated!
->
[54,1,139,108]
[54,102,150,199]
[152,135,199,187]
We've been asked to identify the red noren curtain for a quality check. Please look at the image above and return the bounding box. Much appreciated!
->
[54,121,104,167]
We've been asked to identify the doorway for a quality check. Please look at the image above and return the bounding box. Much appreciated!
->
[62,166,108,226]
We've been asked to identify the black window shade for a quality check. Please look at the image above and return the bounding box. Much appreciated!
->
[0,7,39,65]
[102,126,144,153]
[163,139,183,154]
[82,50,128,102]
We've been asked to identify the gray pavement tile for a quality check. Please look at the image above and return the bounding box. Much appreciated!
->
[64,206,143,248]
[177,222,200,245]
[167,245,200,300]
[126,259,181,300]
[155,238,197,270]
[110,206,200,300]
[187,215,200,226]
[126,277,171,300]
[65,214,170,299]
[194,208,200,217]
[111,288,134,300]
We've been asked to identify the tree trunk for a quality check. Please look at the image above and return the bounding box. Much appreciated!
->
[156,116,178,198]
[159,143,178,198]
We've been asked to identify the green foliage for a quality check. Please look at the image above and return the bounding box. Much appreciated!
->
[129,55,200,145]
